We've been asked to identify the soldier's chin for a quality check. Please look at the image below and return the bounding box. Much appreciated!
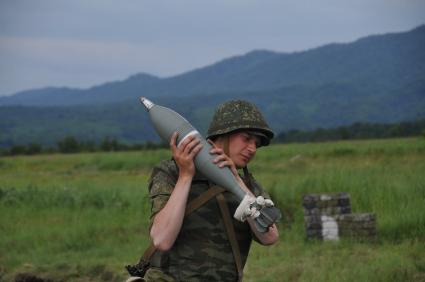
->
[235,159,249,169]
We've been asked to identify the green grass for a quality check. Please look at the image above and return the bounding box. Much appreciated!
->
[1,138,425,281]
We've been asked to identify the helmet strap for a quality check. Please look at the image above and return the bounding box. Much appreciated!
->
[243,166,252,188]
[223,135,230,156]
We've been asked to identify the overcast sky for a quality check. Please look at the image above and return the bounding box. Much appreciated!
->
[1,0,424,96]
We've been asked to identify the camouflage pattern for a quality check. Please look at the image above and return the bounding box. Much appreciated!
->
[144,267,175,282]
[147,159,271,281]
[206,100,274,146]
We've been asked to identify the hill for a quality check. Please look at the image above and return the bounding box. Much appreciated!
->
[0,25,424,147]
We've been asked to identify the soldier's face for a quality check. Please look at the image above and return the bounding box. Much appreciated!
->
[228,131,260,168]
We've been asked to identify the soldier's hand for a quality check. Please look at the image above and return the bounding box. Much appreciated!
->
[208,140,238,177]
[171,132,203,178]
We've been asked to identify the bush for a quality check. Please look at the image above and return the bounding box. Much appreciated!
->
[57,136,80,153]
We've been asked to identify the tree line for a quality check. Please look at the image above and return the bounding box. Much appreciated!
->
[0,136,167,156]
[1,119,425,156]
[276,119,425,143]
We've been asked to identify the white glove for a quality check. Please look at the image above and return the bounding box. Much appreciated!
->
[234,195,256,222]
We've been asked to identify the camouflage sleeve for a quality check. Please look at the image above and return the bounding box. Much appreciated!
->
[148,160,178,223]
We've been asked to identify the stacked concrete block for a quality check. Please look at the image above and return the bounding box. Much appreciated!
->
[303,193,377,241]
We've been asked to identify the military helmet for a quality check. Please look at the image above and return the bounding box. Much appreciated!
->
[206,100,274,146]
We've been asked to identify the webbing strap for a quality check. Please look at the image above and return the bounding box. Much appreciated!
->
[216,192,243,282]
[185,186,225,215]
[141,243,156,262]
[142,186,225,261]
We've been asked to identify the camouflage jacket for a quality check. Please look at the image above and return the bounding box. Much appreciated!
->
[147,159,270,282]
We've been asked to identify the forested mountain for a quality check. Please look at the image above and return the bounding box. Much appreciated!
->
[0,25,424,147]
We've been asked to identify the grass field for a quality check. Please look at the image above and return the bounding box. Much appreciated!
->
[1,138,424,281]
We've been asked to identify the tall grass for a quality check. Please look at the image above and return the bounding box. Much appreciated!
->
[1,138,424,281]
[253,138,425,242]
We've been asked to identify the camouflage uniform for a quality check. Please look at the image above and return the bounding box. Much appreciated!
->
[146,100,274,281]
[147,159,271,281]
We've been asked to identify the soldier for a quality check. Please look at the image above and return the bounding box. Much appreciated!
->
[130,100,279,282]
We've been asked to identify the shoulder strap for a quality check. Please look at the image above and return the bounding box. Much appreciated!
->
[185,186,225,215]
[216,192,243,282]
[141,185,225,262]
[242,166,253,188]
